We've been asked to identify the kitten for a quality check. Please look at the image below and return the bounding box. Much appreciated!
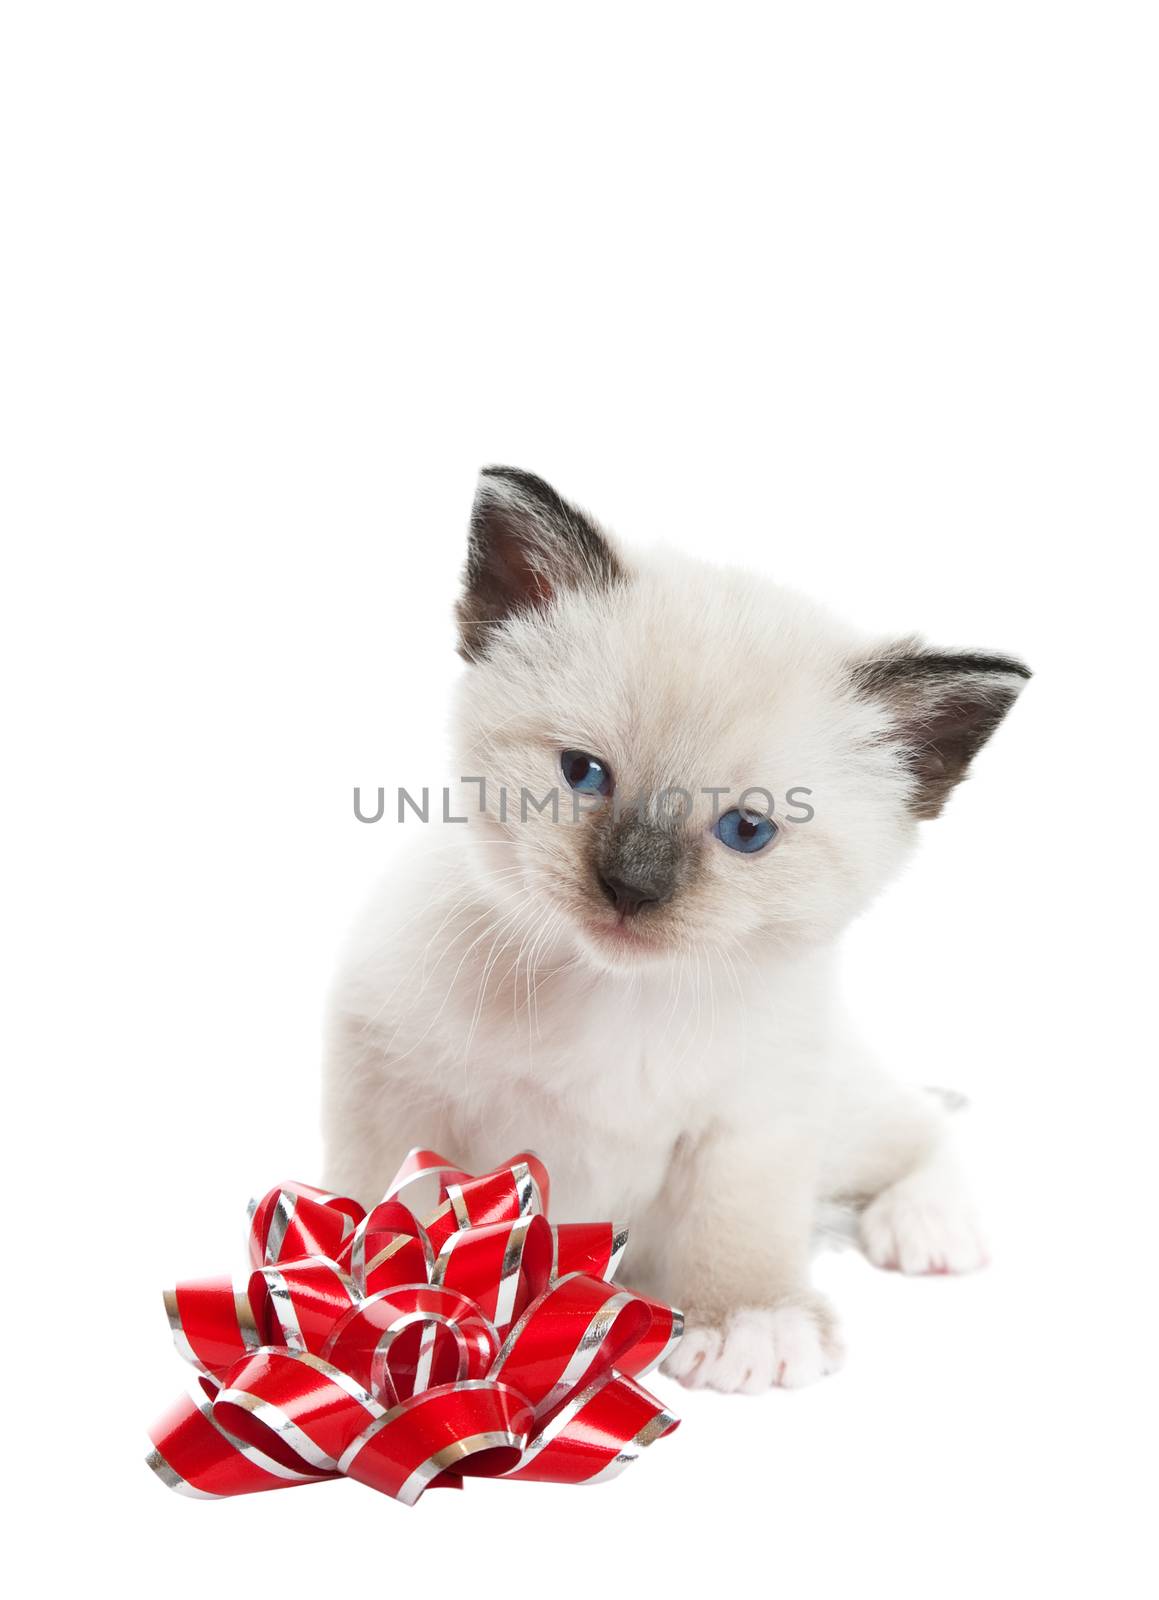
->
[323,467,1029,1393]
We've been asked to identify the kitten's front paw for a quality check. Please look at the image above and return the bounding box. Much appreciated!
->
[860,1173,988,1275]
[663,1299,844,1394]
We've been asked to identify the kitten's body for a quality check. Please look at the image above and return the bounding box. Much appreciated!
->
[324,469,1025,1391]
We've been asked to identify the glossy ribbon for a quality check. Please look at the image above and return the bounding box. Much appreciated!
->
[148,1151,681,1504]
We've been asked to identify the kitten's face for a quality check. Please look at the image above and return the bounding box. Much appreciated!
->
[452,468,1028,974]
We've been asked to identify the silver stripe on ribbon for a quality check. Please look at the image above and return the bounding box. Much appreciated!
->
[395,1430,522,1507]
[580,1406,680,1485]
[348,1214,369,1289]
[162,1288,203,1370]
[266,1190,297,1264]
[509,1162,536,1217]
[532,1288,636,1417]
[636,1308,685,1377]
[500,1369,610,1472]
[233,1271,262,1352]
[259,1267,306,1351]
[364,1232,432,1285]
[188,1377,318,1483]
[413,1318,439,1394]
[367,1311,469,1404]
[214,1386,340,1473]
[145,1443,221,1500]
[415,1219,437,1278]
[350,1206,422,1293]
[490,1268,585,1378]
[428,1229,460,1286]
[444,1183,471,1232]
[314,1192,359,1242]
[521,1149,547,1215]
[284,1346,384,1411]
[606,1223,630,1283]
[494,1219,531,1329]
[383,1155,465,1204]
[335,1378,505,1476]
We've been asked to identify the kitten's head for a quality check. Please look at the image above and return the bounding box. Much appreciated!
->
[452,467,1029,973]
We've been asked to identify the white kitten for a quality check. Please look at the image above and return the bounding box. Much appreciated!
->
[323,468,1028,1393]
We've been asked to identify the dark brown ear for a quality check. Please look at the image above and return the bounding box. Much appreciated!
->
[852,640,1031,818]
[456,466,625,661]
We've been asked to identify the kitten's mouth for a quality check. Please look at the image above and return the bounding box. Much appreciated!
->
[582,910,668,960]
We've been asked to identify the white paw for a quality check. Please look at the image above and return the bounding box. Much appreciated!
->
[663,1302,844,1394]
[860,1174,988,1275]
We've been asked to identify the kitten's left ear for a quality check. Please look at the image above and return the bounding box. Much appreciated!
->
[852,641,1031,818]
[456,466,626,661]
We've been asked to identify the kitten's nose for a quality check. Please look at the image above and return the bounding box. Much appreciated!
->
[595,818,682,917]
[597,870,662,917]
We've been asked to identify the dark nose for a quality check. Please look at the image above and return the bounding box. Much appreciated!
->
[595,817,682,917]
[597,870,663,917]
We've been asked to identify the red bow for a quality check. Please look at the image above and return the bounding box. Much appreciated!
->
[148,1150,682,1504]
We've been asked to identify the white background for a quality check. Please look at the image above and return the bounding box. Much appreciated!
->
[3,3,1156,1595]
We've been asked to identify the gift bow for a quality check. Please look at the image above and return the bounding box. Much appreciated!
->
[148,1150,682,1504]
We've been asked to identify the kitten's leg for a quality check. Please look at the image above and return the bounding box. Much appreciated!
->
[656,1128,844,1394]
[857,1134,989,1275]
[321,1011,452,1207]
[823,1060,988,1275]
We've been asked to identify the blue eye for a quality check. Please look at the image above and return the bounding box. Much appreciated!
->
[561,749,613,796]
[714,808,778,853]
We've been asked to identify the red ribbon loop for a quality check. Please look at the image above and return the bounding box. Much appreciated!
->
[491,1272,654,1417]
[149,1149,680,1505]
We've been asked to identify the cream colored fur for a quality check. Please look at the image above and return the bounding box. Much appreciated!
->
[323,476,1024,1392]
